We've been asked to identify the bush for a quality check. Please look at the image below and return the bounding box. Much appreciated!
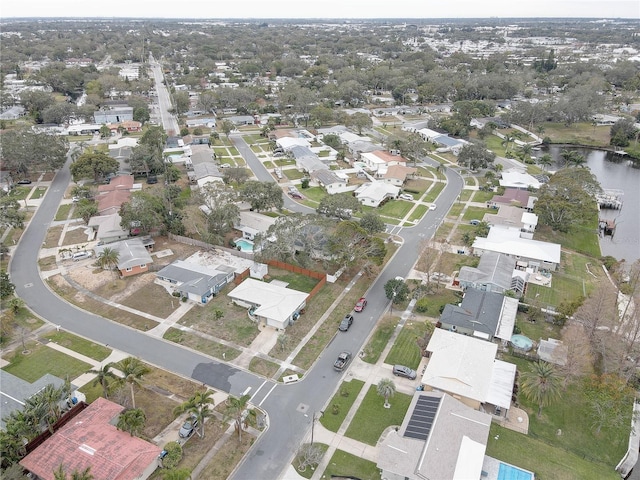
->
[172,291,181,298]
[180,127,189,137]
[162,441,183,469]
[601,256,617,270]
[415,297,430,313]
[193,127,203,136]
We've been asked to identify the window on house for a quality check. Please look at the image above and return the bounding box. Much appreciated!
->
[140,264,146,268]
[126,267,132,272]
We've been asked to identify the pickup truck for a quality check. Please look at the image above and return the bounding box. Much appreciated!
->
[333,351,352,372]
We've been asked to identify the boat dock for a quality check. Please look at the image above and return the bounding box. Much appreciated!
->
[596,189,623,210]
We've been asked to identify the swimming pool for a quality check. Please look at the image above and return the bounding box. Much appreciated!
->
[235,239,254,253]
[497,462,534,480]
[510,334,533,352]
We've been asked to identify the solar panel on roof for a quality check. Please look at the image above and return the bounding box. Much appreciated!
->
[404,395,441,441]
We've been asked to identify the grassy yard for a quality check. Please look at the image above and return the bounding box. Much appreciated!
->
[43,331,111,361]
[298,186,325,203]
[61,227,89,246]
[535,222,601,258]
[361,316,397,364]
[283,169,305,180]
[404,178,433,195]
[407,204,427,222]
[38,255,58,271]
[249,357,280,378]
[268,268,321,293]
[29,186,47,199]
[320,379,365,432]
[487,424,618,480]
[377,200,414,218]
[164,328,242,361]
[413,288,462,318]
[2,342,92,382]
[384,320,431,369]
[55,204,74,221]
[459,189,474,201]
[543,122,611,147]
[196,433,255,480]
[470,189,496,203]
[43,225,63,248]
[119,282,180,318]
[423,182,445,202]
[7,186,31,201]
[462,206,494,221]
[344,385,412,446]
[321,450,381,480]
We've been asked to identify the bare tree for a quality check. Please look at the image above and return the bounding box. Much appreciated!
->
[296,443,324,472]
[415,239,441,290]
[559,323,592,387]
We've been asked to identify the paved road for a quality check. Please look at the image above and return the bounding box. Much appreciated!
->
[148,54,179,136]
[10,156,268,400]
[11,139,463,479]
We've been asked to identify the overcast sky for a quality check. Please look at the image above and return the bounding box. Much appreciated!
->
[2,0,639,19]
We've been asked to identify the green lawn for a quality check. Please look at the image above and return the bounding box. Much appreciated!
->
[321,449,381,480]
[55,204,74,221]
[414,288,462,317]
[462,206,494,221]
[408,205,427,222]
[535,220,601,258]
[423,182,445,202]
[283,169,305,180]
[45,332,112,361]
[268,269,320,293]
[362,316,397,364]
[344,385,412,446]
[30,186,47,199]
[459,189,474,201]
[377,200,414,218]
[7,186,31,201]
[447,203,464,219]
[298,186,325,203]
[487,425,618,480]
[384,321,430,369]
[543,122,611,147]
[3,343,92,382]
[470,189,495,203]
[320,379,365,432]
[485,134,509,157]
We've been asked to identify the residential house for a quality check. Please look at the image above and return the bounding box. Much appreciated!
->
[354,182,400,207]
[275,136,311,152]
[0,371,70,430]
[228,278,308,330]
[438,288,518,343]
[472,225,561,272]
[417,128,468,154]
[94,106,134,124]
[346,139,381,160]
[499,170,542,190]
[290,145,327,173]
[377,391,492,480]
[186,117,217,128]
[66,124,102,136]
[88,213,129,244]
[96,190,131,216]
[98,175,134,193]
[458,251,528,295]
[311,169,350,194]
[382,164,417,186]
[0,105,26,120]
[360,150,407,173]
[488,188,537,211]
[107,120,142,133]
[421,328,516,417]
[94,237,154,277]
[226,115,256,126]
[20,397,161,480]
[189,162,224,188]
[483,205,539,239]
[235,211,277,241]
[156,260,236,304]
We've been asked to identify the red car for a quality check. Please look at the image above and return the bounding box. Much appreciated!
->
[354,297,367,312]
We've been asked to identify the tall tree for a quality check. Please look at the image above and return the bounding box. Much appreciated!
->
[88,363,118,399]
[376,378,396,408]
[116,408,146,437]
[384,278,409,304]
[119,191,165,235]
[173,390,215,438]
[1,128,68,176]
[520,361,562,417]
[457,141,495,170]
[240,181,283,212]
[197,183,240,244]
[223,394,253,441]
[69,151,119,183]
[0,194,25,229]
[114,357,150,409]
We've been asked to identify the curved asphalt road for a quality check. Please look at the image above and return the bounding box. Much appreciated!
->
[11,138,463,479]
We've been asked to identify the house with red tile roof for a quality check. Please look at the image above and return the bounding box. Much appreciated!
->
[20,397,161,480]
[98,175,134,193]
[97,190,131,216]
[360,150,407,173]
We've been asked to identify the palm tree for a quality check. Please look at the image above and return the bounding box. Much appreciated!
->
[520,361,562,417]
[223,394,253,441]
[537,153,553,171]
[114,357,150,409]
[174,390,215,438]
[54,465,93,480]
[377,378,396,408]
[88,363,118,399]
[25,383,69,433]
[535,125,545,140]
[117,408,146,437]
[519,143,533,162]
[501,134,515,154]
[95,247,120,282]
[560,150,586,168]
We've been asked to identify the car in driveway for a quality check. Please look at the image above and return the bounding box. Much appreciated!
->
[178,414,198,438]
[338,314,354,331]
[17,179,32,185]
[354,297,367,312]
[393,364,417,380]
[398,193,414,201]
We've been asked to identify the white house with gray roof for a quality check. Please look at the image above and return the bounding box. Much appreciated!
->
[354,182,400,207]
[458,251,528,295]
[311,169,350,194]
[228,278,308,330]
[156,260,236,304]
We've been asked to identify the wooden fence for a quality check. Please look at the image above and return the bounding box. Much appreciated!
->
[168,233,254,260]
[267,259,327,300]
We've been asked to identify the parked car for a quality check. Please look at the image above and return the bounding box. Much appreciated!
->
[354,297,367,312]
[393,365,417,380]
[178,414,198,438]
[72,251,93,262]
[334,351,352,371]
[288,191,303,199]
[469,219,480,226]
[399,193,413,201]
[339,314,354,331]
[17,179,32,185]
[429,204,437,211]
[147,175,158,184]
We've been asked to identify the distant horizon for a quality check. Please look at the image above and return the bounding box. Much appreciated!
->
[2,0,638,21]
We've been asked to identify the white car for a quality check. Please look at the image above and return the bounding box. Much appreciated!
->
[429,204,437,210]
[399,194,413,201]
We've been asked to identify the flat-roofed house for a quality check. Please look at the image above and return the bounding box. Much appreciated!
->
[354,182,400,207]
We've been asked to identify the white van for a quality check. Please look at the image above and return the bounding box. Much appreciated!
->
[72,251,93,262]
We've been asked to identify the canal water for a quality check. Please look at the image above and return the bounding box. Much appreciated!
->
[542,146,640,264]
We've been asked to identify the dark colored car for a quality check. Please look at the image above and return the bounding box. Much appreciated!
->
[288,191,303,199]
[147,175,158,184]
[178,415,198,438]
[17,179,32,184]
[393,364,417,380]
[354,297,367,312]
[338,314,354,332]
